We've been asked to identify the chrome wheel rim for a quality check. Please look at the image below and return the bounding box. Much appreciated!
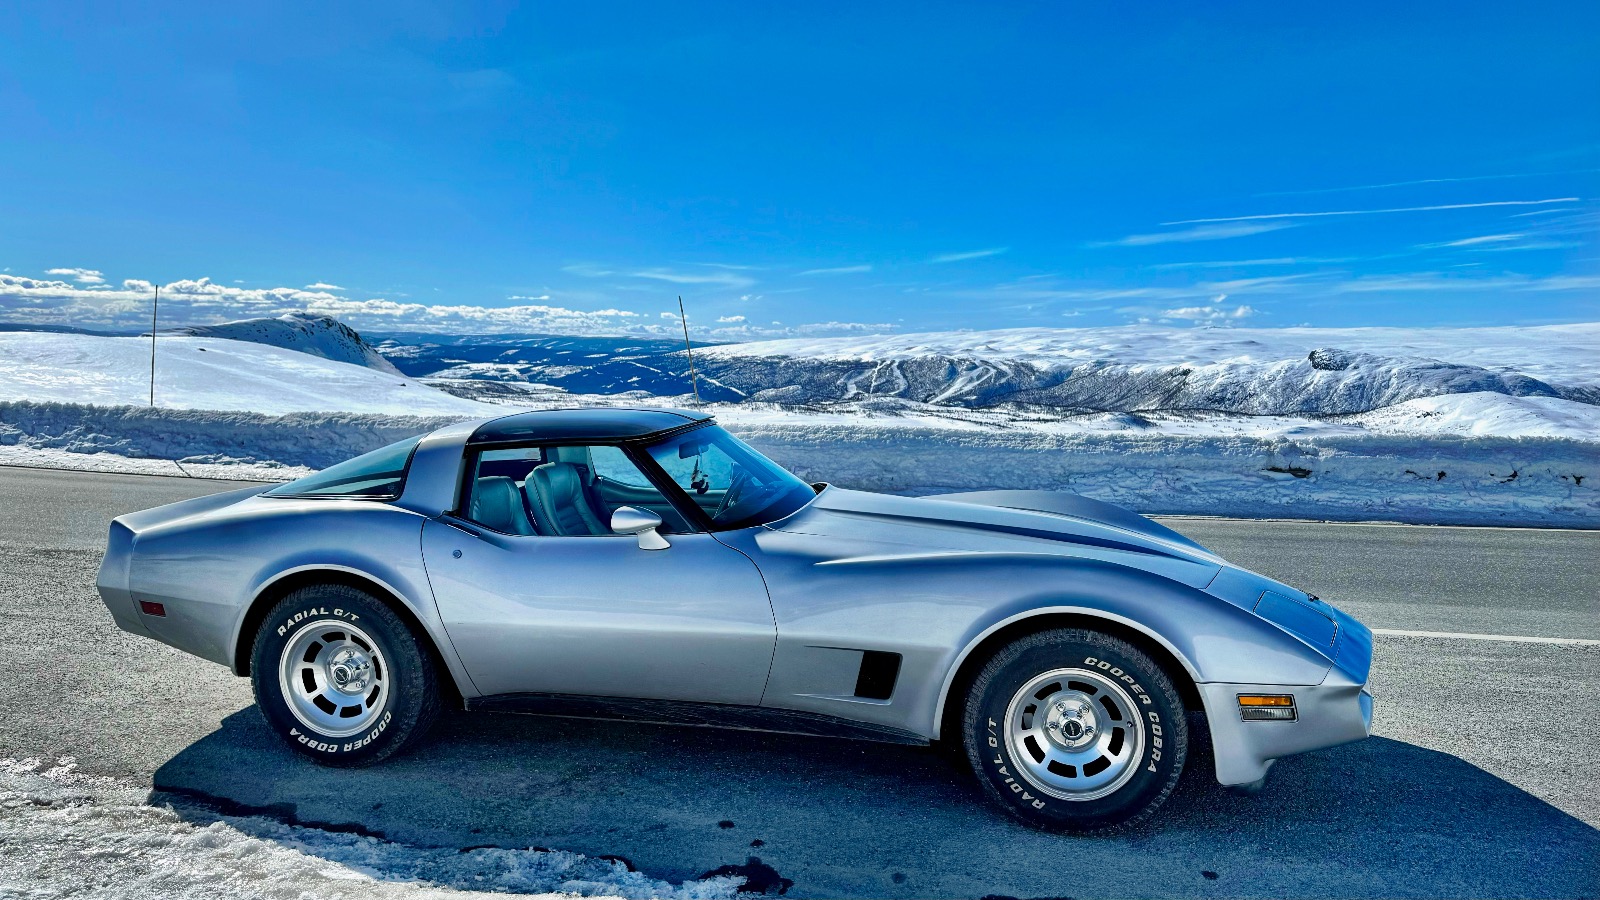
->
[277,620,389,738]
[1003,667,1145,801]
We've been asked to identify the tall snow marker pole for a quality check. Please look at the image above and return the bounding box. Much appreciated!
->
[678,295,702,407]
[148,283,159,407]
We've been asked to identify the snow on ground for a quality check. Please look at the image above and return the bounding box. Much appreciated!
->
[167,312,403,374]
[0,757,742,900]
[0,331,497,416]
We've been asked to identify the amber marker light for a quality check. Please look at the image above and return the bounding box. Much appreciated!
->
[1238,694,1296,721]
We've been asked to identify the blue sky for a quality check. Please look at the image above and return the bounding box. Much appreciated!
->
[1,1,1596,338]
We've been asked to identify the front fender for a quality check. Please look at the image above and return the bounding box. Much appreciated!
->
[726,525,1334,742]
[927,567,1339,740]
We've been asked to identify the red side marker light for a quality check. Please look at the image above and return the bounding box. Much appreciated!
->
[138,601,166,617]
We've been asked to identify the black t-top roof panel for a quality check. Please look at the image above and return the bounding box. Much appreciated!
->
[468,407,711,445]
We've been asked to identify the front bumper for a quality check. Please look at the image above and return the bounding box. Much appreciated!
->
[1203,599,1373,785]
[1200,679,1373,785]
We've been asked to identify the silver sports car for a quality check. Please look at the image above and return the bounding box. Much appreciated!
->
[98,407,1372,830]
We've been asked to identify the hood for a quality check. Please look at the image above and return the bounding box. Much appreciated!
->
[769,487,1223,587]
[932,490,1210,553]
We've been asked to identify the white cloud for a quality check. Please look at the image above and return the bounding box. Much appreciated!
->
[716,315,745,323]
[798,264,872,276]
[46,267,105,285]
[304,282,344,290]
[738,294,762,302]
[929,248,1008,264]
[1169,198,1579,225]
[1093,222,1293,247]
[1158,303,1257,323]
[507,294,551,301]
[0,273,653,335]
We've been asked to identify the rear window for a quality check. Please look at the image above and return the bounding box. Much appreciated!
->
[263,435,424,499]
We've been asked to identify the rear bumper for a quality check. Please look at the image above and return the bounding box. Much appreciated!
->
[1200,679,1373,785]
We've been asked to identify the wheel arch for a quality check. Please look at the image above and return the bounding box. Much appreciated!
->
[233,566,466,708]
[933,608,1204,743]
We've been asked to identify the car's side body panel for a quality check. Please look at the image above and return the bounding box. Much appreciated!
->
[420,516,778,703]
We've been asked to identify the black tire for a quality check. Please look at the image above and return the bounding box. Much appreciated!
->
[962,628,1188,832]
[250,584,441,767]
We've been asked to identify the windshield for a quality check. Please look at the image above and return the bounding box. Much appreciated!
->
[642,425,816,530]
[263,435,423,499]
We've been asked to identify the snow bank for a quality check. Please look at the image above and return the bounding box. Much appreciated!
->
[0,757,742,899]
[1,398,1591,526]
[729,415,1598,528]
[0,331,499,416]
[0,400,464,472]
[167,311,402,374]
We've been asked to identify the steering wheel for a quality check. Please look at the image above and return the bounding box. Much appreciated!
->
[711,469,753,522]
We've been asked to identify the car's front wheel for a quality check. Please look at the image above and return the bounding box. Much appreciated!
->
[250,584,441,766]
[962,628,1188,831]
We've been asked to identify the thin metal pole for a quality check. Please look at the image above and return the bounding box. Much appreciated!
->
[148,284,159,407]
[677,295,701,407]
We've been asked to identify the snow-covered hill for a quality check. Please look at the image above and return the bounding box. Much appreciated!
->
[0,331,494,416]
[167,312,401,374]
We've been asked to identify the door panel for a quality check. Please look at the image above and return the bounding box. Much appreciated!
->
[421,518,777,703]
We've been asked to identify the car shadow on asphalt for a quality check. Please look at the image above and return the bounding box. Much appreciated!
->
[151,708,1600,899]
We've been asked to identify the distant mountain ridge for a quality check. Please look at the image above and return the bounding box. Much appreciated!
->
[165,312,400,374]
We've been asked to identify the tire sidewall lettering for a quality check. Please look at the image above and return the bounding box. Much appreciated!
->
[275,606,361,638]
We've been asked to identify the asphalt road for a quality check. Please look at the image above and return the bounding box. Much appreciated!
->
[1,465,1596,899]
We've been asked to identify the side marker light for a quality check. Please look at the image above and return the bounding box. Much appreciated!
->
[1238,694,1296,721]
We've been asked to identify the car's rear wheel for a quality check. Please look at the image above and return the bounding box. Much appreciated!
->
[250,584,441,766]
[962,628,1188,831]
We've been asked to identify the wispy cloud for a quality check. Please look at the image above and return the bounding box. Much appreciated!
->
[1092,221,1294,247]
[45,267,105,285]
[564,262,757,290]
[1256,169,1598,197]
[508,294,551,301]
[716,315,746,323]
[1169,198,1579,225]
[1150,256,1354,269]
[1429,234,1525,247]
[304,282,344,291]
[928,247,1008,264]
[798,264,873,276]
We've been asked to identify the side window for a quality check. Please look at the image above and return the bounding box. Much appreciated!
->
[460,447,545,535]
[264,435,423,499]
[460,444,692,536]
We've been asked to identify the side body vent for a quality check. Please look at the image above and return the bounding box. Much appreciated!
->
[854,651,903,701]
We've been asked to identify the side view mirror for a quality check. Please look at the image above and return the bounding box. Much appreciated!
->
[610,506,670,550]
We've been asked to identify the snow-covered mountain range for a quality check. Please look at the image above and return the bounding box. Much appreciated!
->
[0,316,1594,526]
